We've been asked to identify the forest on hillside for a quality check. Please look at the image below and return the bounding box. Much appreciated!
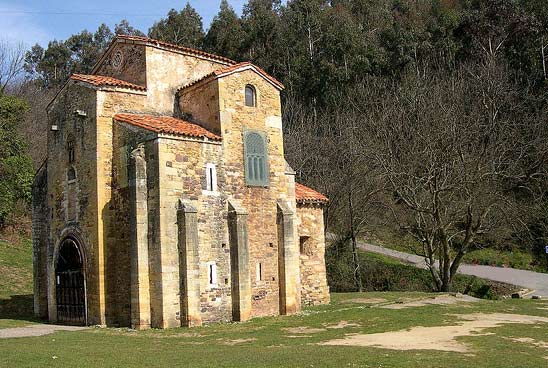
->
[1,0,548,291]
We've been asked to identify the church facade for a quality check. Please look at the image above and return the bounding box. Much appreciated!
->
[32,35,329,329]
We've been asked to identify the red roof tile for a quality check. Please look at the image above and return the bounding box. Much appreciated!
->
[295,183,328,204]
[180,62,285,91]
[71,74,146,91]
[116,35,236,65]
[114,113,222,141]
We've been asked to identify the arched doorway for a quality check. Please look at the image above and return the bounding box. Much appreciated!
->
[55,238,87,325]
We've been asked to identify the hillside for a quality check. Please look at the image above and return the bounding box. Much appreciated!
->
[0,239,35,326]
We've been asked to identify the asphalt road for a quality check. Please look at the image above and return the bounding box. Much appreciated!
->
[358,241,548,297]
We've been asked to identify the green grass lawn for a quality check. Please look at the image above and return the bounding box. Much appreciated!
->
[1,237,547,367]
[1,292,547,367]
[0,239,37,328]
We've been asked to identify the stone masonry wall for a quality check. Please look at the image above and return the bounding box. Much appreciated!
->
[156,136,231,324]
[96,89,147,326]
[95,43,147,88]
[32,164,48,319]
[216,70,298,318]
[46,83,100,323]
[297,205,330,306]
[145,47,227,115]
[179,80,221,135]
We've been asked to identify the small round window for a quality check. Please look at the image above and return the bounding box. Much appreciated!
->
[245,85,256,107]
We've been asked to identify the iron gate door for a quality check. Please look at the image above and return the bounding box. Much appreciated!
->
[56,270,86,325]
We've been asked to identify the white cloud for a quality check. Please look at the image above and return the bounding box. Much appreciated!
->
[0,2,51,47]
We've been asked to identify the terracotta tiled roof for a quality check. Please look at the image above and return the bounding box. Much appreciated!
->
[295,183,328,204]
[114,113,222,141]
[71,74,146,91]
[116,35,236,65]
[180,62,285,91]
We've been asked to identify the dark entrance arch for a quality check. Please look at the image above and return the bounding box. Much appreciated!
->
[55,238,87,325]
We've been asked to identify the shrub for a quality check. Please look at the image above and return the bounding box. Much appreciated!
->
[326,242,518,299]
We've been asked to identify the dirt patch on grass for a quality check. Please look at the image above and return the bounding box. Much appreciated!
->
[380,294,479,309]
[320,313,548,352]
[283,326,325,334]
[0,324,87,339]
[342,298,387,304]
[324,321,361,329]
[285,335,313,338]
[218,338,257,345]
[285,321,361,334]
[507,337,548,349]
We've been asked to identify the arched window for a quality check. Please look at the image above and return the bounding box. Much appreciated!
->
[67,167,76,181]
[244,131,268,186]
[245,85,256,107]
[67,140,75,163]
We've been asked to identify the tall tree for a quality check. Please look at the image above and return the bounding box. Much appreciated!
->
[241,0,283,74]
[148,2,205,48]
[24,24,114,88]
[203,0,245,60]
[114,19,146,37]
[0,40,26,93]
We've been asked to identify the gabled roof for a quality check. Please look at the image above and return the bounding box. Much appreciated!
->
[71,74,146,91]
[179,62,285,91]
[47,73,146,111]
[114,113,222,141]
[295,183,328,204]
[91,35,235,75]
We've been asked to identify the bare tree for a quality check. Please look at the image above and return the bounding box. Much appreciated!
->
[284,93,385,292]
[354,61,547,291]
[0,40,26,93]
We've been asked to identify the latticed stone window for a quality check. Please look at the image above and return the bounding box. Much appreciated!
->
[244,131,269,186]
[245,85,256,107]
[300,236,312,256]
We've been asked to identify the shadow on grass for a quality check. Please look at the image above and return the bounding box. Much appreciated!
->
[0,294,40,323]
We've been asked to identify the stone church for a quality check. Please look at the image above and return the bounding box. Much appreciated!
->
[32,35,329,329]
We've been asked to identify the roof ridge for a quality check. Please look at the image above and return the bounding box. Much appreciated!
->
[178,62,284,91]
[115,34,236,65]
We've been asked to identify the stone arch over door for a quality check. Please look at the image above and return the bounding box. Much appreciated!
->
[48,227,89,325]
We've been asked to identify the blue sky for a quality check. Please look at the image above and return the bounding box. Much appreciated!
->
[0,0,249,47]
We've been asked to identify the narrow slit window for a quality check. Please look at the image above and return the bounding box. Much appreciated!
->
[205,163,217,192]
[207,262,217,287]
[256,262,262,282]
[245,85,256,107]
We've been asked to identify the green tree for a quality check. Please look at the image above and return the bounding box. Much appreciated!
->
[114,19,145,37]
[203,0,245,60]
[65,24,114,74]
[0,94,33,227]
[241,0,283,74]
[148,2,205,48]
[24,24,114,88]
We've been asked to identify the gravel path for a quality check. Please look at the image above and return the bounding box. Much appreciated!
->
[0,324,87,339]
[358,241,548,297]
